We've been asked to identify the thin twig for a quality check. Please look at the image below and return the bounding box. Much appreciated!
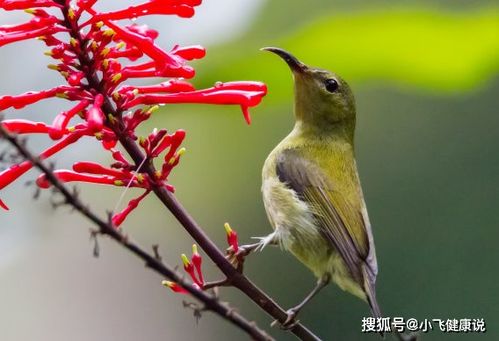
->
[0,125,273,341]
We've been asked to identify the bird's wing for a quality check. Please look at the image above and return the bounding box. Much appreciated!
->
[275,148,369,282]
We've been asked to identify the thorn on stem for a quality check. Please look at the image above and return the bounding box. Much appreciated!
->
[152,244,162,261]
[183,300,204,324]
[89,228,101,257]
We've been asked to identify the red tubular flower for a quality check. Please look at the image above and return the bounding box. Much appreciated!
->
[0,14,59,34]
[119,61,195,82]
[181,253,203,287]
[152,129,185,159]
[161,280,189,294]
[111,150,131,168]
[35,169,146,189]
[0,0,60,10]
[0,24,65,47]
[124,82,267,124]
[112,190,150,227]
[148,128,167,144]
[191,244,204,287]
[100,20,182,73]
[85,2,197,25]
[0,86,86,111]
[224,223,239,253]
[1,119,51,134]
[0,161,33,190]
[118,80,195,98]
[49,100,90,139]
[73,161,130,178]
[85,95,105,132]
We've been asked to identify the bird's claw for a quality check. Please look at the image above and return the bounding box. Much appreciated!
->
[271,308,300,330]
[226,244,255,267]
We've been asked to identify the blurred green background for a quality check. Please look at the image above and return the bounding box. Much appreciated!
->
[1,0,499,340]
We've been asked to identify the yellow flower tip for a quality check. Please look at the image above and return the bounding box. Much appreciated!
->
[132,89,139,96]
[47,64,59,71]
[112,92,120,101]
[115,42,125,50]
[136,174,144,183]
[94,132,103,140]
[69,37,77,48]
[55,92,68,99]
[177,148,186,157]
[36,36,46,41]
[147,105,160,114]
[107,114,117,124]
[100,47,110,57]
[95,21,104,28]
[44,50,53,56]
[224,222,233,235]
[103,29,115,37]
[138,136,146,146]
[114,180,124,187]
[90,41,98,51]
[162,280,174,288]
[154,170,162,179]
[192,244,198,255]
[24,8,35,14]
[60,71,69,78]
[111,73,122,83]
[167,156,176,166]
[102,59,109,69]
[181,254,190,267]
[68,8,75,20]
[67,126,76,132]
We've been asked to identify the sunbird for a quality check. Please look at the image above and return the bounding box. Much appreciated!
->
[243,47,382,327]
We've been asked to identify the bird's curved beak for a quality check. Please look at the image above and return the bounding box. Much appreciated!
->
[261,47,307,74]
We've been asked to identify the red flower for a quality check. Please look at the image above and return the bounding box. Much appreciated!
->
[112,190,150,227]
[224,223,239,253]
[2,119,52,134]
[161,280,189,294]
[164,245,205,294]
[191,244,204,286]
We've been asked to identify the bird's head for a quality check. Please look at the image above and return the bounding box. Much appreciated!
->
[262,47,356,136]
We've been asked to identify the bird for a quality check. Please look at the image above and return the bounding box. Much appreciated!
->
[240,47,382,328]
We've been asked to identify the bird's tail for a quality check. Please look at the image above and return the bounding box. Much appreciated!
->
[362,266,384,337]
[362,266,382,318]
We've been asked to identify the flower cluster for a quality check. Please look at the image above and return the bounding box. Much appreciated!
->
[162,243,204,294]
[163,223,240,294]
[0,0,267,223]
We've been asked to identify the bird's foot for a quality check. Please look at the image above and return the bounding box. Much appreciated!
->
[271,308,300,330]
[226,243,259,269]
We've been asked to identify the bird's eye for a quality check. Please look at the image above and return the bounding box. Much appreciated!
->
[324,78,339,93]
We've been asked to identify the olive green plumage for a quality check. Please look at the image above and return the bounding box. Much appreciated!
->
[260,47,381,320]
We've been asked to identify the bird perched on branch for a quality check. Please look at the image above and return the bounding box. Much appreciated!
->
[240,47,382,328]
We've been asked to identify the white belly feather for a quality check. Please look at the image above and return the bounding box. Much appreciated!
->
[262,174,331,276]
